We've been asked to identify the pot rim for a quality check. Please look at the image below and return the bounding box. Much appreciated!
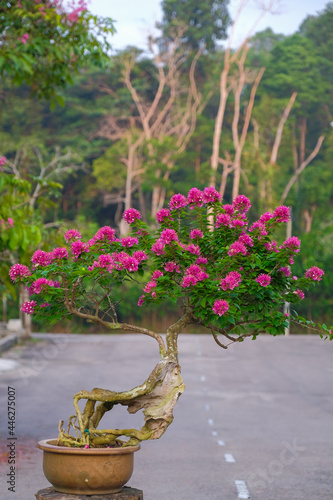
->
[37,438,141,455]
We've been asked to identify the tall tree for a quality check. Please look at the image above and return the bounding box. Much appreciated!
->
[158,0,231,51]
[94,32,210,232]
[210,0,276,199]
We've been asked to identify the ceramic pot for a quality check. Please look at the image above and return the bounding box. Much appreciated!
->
[37,439,140,495]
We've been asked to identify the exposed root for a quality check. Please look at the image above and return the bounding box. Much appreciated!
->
[58,359,185,448]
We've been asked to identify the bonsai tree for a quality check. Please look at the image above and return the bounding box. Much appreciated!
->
[9,187,331,448]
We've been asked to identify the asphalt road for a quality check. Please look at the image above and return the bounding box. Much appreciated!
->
[0,333,332,500]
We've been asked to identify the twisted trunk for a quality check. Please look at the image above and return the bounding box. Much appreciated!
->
[58,313,193,448]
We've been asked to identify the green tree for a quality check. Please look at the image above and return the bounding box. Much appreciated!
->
[158,0,231,51]
[0,0,115,103]
[299,2,333,85]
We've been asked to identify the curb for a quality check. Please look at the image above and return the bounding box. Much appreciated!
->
[0,333,18,354]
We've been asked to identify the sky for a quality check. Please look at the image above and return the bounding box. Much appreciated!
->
[89,0,329,52]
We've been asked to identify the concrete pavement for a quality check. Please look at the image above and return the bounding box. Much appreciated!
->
[0,333,332,500]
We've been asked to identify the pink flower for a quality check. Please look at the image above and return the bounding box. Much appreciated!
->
[295,289,305,300]
[143,281,157,293]
[222,204,234,216]
[273,205,290,223]
[164,261,180,273]
[143,280,156,293]
[304,266,324,281]
[212,299,229,316]
[259,212,273,223]
[28,278,59,295]
[31,250,53,267]
[185,264,208,279]
[71,241,90,259]
[52,247,68,260]
[133,250,148,263]
[138,295,145,306]
[203,187,221,203]
[279,266,291,277]
[249,221,266,233]
[281,236,301,253]
[156,208,173,223]
[237,234,253,247]
[220,271,242,291]
[187,188,204,208]
[151,239,166,256]
[122,255,139,272]
[121,236,139,248]
[64,229,82,242]
[186,244,201,255]
[92,254,114,271]
[216,213,231,228]
[91,226,116,244]
[113,252,139,272]
[0,156,6,166]
[84,444,89,449]
[123,208,141,224]
[181,275,199,287]
[233,195,251,213]
[21,33,29,44]
[230,219,246,228]
[264,240,279,253]
[21,300,37,314]
[169,194,187,210]
[160,229,179,244]
[256,274,271,287]
[227,241,247,257]
[7,218,14,227]
[190,229,203,239]
[181,265,208,287]
[9,264,31,282]
[152,270,163,280]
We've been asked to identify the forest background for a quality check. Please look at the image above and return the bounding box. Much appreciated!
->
[1,0,332,334]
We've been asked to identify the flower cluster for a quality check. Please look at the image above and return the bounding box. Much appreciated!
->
[21,300,37,314]
[9,187,327,339]
[28,278,60,295]
[181,264,209,288]
[220,271,242,291]
[9,264,31,282]
[304,266,324,281]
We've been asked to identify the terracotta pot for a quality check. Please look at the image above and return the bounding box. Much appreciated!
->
[37,439,140,495]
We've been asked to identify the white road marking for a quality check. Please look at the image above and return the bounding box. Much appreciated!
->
[224,453,236,463]
[235,480,251,498]
[205,403,210,412]
[200,375,206,382]
[217,440,225,446]
[208,418,214,426]
[211,431,217,436]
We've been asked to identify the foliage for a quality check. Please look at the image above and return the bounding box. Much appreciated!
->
[158,0,231,51]
[0,0,115,103]
[299,2,333,85]
[12,188,331,340]
[260,33,330,119]
[0,167,42,297]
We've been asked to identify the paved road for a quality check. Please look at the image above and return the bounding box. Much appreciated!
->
[0,333,332,500]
